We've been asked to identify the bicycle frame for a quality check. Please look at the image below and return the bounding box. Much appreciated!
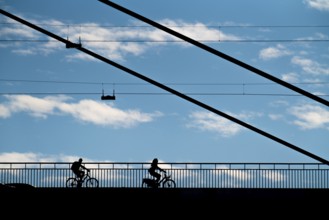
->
[80,171,91,183]
[66,170,99,188]
[158,173,170,185]
[142,171,176,188]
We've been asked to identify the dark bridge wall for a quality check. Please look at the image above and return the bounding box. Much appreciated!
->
[2,187,328,217]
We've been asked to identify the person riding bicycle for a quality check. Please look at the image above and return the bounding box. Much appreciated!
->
[148,158,165,183]
[71,158,90,183]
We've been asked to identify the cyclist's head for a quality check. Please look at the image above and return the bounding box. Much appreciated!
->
[79,158,83,162]
[152,158,158,163]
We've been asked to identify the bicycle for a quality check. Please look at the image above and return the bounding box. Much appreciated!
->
[142,170,176,188]
[66,170,99,188]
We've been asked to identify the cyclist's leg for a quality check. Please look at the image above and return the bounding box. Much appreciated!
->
[80,171,84,178]
[79,171,85,181]
[77,171,84,187]
[149,171,156,181]
[155,172,161,182]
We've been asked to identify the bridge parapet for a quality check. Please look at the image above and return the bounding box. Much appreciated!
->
[1,162,328,188]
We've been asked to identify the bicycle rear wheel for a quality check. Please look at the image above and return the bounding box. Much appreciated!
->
[66,177,78,188]
[162,179,176,188]
[142,178,154,188]
[86,177,99,188]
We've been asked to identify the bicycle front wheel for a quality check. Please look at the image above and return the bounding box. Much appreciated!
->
[162,179,176,188]
[66,177,78,188]
[86,178,99,188]
[141,179,148,188]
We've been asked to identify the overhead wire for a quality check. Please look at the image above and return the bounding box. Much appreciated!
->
[1,39,328,43]
[1,78,329,86]
[1,22,329,43]
[0,92,328,97]
[1,79,328,97]
[2,22,329,28]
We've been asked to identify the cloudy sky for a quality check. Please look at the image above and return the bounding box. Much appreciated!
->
[0,0,328,164]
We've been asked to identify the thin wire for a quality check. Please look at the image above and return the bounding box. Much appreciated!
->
[1,39,328,43]
[1,78,328,86]
[1,22,329,28]
[0,92,328,97]
[2,79,327,96]
[0,79,103,85]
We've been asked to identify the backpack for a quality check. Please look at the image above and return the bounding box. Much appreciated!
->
[71,161,79,171]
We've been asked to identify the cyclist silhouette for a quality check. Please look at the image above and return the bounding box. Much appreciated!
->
[148,158,165,183]
[71,158,90,184]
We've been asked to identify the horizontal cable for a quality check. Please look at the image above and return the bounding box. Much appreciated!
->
[1,22,329,28]
[0,92,328,97]
[1,78,328,86]
[1,39,328,43]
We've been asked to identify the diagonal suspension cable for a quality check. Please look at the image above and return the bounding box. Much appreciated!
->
[98,0,329,108]
[1,9,328,165]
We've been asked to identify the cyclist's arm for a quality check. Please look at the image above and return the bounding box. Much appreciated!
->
[80,165,89,171]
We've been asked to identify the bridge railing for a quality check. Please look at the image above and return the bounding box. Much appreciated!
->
[1,162,328,188]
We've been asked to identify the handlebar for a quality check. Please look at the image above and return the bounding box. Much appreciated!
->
[85,169,91,175]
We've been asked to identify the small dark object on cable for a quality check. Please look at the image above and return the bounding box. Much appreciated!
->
[101,88,116,100]
[66,37,82,49]
[66,42,82,48]
[101,95,115,100]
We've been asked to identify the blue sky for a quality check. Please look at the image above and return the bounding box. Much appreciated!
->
[0,0,328,164]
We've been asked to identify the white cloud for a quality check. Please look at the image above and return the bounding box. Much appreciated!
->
[0,17,239,61]
[0,95,162,128]
[0,24,39,38]
[281,72,300,83]
[304,0,329,11]
[5,94,66,118]
[0,152,53,163]
[12,49,36,55]
[288,104,329,130]
[0,104,11,118]
[269,100,290,107]
[58,99,162,128]
[269,114,283,121]
[0,152,99,164]
[160,19,240,42]
[259,44,292,60]
[187,110,262,137]
[291,56,329,76]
